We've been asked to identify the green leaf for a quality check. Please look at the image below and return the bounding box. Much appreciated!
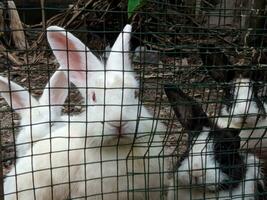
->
[128,0,146,18]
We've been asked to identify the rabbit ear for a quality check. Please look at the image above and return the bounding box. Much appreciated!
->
[46,26,103,87]
[164,84,210,131]
[38,69,69,119]
[0,76,38,114]
[106,24,132,71]
[199,44,235,82]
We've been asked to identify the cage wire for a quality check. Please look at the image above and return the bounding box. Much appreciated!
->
[0,0,267,199]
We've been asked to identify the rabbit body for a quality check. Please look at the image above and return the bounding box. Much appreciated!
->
[215,78,267,150]
[4,24,168,200]
[4,110,167,200]
[164,85,265,200]
[0,70,69,157]
[167,130,263,200]
[200,46,267,151]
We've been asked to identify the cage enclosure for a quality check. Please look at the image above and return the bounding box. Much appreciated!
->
[0,0,267,199]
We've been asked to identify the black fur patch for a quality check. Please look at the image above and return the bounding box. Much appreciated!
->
[257,180,267,200]
[164,84,211,133]
[199,44,235,83]
[253,83,267,117]
[212,128,246,191]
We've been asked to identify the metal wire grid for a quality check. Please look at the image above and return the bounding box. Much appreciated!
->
[0,0,267,199]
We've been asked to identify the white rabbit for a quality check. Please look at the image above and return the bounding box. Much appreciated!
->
[4,24,168,200]
[164,85,266,200]
[200,45,267,151]
[0,69,69,157]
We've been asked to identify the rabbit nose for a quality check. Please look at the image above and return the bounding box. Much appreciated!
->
[108,120,127,128]
[107,121,127,136]
[191,169,204,179]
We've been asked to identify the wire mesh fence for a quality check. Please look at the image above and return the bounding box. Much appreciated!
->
[0,0,267,199]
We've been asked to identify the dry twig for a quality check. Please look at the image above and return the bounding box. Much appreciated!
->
[8,1,28,50]
[0,44,22,66]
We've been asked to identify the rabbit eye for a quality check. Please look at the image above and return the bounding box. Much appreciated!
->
[92,92,96,102]
[134,90,139,99]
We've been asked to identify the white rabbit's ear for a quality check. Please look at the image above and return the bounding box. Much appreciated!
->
[46,26,103,87]
[106,24,132,71]
[0,76,38,114]
[39,69,69,119]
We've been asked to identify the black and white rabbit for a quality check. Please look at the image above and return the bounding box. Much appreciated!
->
[164,84,266,200]
[200,45,267,151]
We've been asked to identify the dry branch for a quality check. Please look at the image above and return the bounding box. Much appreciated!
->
[8,0,28,50]
[0,44,22,66]
[0,2,3,35]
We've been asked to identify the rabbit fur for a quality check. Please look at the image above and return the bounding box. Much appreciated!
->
[4,24,168,200]
[0,70,69,157]
[164,85,266,200]
[200,45,267,151]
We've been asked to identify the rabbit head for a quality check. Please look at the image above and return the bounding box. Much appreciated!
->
[47,25,165,145]
[0,70,68,156]
[164,84,246,192]
[200,45,267,128]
